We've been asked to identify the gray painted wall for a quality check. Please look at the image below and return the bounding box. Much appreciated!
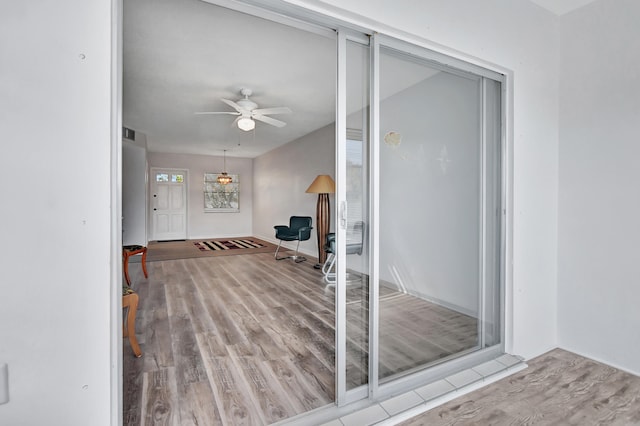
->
[148,152,254,239]
[312,0,561,360]
[1,0,114,423]
[253,124,336,259]
[379,71,482,315]
[558,0,640,375]
[123,137,148,245]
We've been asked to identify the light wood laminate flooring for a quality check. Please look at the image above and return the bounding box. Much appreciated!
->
[123,252,478,425]
[401,348,640,425]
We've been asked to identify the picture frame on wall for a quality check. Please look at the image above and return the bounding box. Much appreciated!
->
[204,173,239,212]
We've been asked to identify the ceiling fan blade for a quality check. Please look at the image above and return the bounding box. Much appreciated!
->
[194,111,240,115]
[253,114,287,128]
[221,98,244,112]
[252,106,292,115]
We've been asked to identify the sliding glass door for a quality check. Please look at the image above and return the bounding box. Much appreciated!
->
[336,30,372,404]
[377,43,492,381]
[336,31,504,404]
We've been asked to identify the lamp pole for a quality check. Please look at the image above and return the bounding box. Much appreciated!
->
[306,175,335,269]
[315,192,330,268]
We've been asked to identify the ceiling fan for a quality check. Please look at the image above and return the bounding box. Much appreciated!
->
[196,88,292,131]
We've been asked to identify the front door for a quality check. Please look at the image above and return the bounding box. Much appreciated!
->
[150,168,187,241]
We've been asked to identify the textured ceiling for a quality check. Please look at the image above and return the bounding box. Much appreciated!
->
[123,0,436,158]
[123,0,337,158]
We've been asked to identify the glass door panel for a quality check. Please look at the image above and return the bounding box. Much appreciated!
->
[327,33,370,396]
[376,44,497,382]
[336,30,503,406]
[344,39,370,391]
[336,30,372,404]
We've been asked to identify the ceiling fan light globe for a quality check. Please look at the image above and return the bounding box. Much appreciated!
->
[237,117,255,131]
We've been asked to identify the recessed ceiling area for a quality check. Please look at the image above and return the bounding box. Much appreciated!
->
[123,0,337,158]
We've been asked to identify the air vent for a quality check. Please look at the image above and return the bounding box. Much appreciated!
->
[123,127,136,141]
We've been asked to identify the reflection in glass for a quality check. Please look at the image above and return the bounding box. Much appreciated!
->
[377,46,501,381]
[344,40,370,391]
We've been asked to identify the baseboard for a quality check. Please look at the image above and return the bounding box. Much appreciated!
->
[379,280,478,318]
[556,345,640,377]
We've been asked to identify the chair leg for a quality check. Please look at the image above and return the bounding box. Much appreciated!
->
[123,252,132,286]
[323,255,337,284]
[323,255,363,293]
[141,248,148,279]
[123,293,142,358]
[275,240,288,260]
[275,239,307,262]
[293,240,307,263]
[322,253,335,275]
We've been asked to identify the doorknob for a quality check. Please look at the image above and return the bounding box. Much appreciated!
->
[153,208,157,211]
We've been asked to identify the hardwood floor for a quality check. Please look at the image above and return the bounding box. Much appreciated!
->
[400,348,640,425]
[124,250,640,425]
[124,253,335,425]
[123,251,479,425]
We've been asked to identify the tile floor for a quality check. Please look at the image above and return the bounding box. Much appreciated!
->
[319,354,525,426]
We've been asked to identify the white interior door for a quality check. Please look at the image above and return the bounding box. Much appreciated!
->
[151,168,187,241]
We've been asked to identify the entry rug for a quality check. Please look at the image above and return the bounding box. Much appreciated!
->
[194,239,265,251]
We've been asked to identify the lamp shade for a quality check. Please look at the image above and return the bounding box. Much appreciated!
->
[306,175,335,194]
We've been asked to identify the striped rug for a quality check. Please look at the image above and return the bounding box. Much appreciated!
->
[194,239,265,251]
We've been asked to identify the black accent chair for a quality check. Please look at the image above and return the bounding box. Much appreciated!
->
[274,216,313,263]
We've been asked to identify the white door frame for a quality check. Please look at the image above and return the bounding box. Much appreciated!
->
[149,167,188,241]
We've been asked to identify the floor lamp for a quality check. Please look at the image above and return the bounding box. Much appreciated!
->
[306,175,335,269]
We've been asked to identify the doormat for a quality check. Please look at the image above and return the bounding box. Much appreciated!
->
[194,239,265,251]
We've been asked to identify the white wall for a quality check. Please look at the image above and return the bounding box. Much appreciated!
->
[123,137,148,245]
[289,0,560,359]
[8,0,622,423]
[378,72,481,315]
[148,152,253,239]
[558,0,640,375]
[0,1,114,425]
[253,124,336,259]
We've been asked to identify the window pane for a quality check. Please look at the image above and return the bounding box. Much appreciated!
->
[156,173,169,182]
